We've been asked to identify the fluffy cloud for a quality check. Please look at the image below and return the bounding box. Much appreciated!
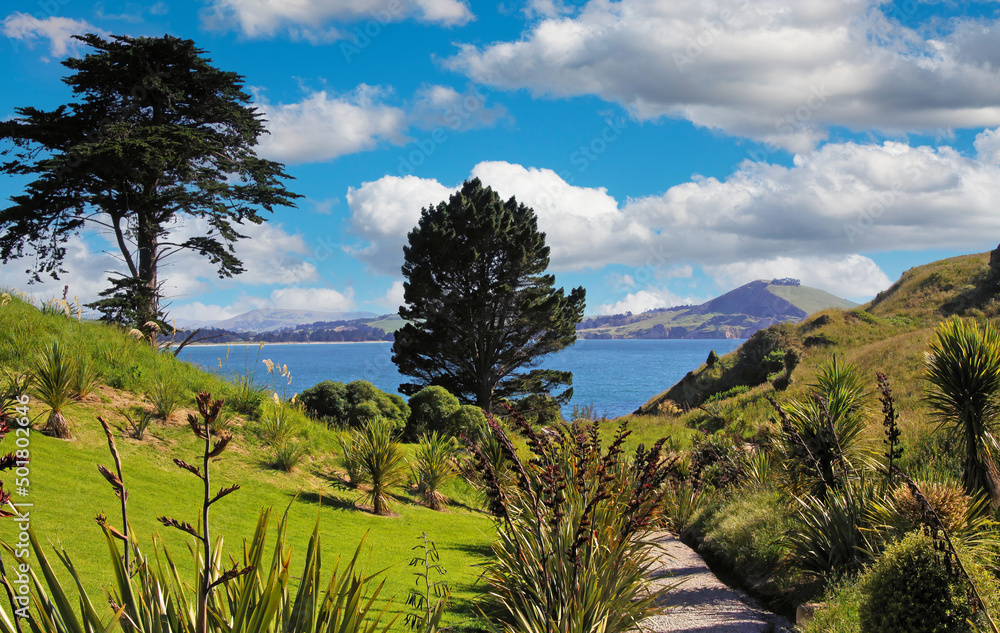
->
[254,86,409,163]
[346,174,456,275]
[202,0,472,40]
[269,286,355,311]
[469,162,654,270]
[2,13,105,58]
[347,135,1000,298]
[254,83,507,164]
[0,235,116,305]
[447,0,1000,150]
[597,287,693,315]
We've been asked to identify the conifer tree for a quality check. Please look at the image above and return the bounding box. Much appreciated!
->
[0,34,299,337]
[392,179,586,412]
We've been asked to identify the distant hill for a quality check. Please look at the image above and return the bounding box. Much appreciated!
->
[577,279,857,340]
[634,248,1000,414]
[182,309,378,333]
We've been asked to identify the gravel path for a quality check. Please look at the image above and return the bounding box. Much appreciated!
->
[642,532,793,633]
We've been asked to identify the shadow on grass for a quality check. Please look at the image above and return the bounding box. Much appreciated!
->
[292,490,363,513]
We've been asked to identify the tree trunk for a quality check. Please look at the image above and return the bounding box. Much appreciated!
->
[136,211,160,346]
[42,410,72,440]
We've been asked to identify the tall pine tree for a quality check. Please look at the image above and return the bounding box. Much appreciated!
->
[392,179,586,412]
[0,34,299,337]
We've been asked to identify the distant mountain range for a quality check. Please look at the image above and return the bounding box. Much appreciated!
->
[171,280,855,343]
[577,279,857,339]
[174,309,377,333]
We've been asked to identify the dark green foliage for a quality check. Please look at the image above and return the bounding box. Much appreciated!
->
[0,34,299,335]
[706,349,720,367]
[689,432,744,489]
[776,357,872,500]
[858,531,995,633]
[695,490,795,599]
[732,323,795,386]
[406,386,460,440]
[465,413,672,632]
[510,392,564,425]
[703,384,749,404]
[785,477,879,579]
[392,178,586,412]
[299,380,408,429]
[299,380,349,423]
[447,404,486,439]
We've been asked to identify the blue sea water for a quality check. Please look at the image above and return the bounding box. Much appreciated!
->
[176,338,744,418]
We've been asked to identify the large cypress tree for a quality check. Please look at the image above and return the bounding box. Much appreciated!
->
[0,33,299,337]
[392,178,586,412]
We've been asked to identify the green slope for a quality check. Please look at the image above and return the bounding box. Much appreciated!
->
[765,283,858,315]
[635,249,1000,434]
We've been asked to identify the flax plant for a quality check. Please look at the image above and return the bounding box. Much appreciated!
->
[412,432,460,511]
[464,410,674,633]
[353,417,407,515]
[924,318,1000,503]
[158,391,248,633]
[31,342,75,439]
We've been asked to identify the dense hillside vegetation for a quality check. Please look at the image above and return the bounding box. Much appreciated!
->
[629,248,1000,628]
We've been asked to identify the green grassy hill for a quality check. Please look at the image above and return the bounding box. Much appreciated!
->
[634,249,1000,475]
[577,279,856,339]
[0,292,492,629]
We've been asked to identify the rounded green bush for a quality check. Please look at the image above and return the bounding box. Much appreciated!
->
[405,385,461,440]
[448,404,486,438]
[858,531,997,633]
[298,380,348,423]
[298,380,408,429]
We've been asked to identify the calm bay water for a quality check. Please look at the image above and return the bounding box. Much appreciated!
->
[176,338,744,418]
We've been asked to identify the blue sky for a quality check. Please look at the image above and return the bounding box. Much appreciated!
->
[4,0,1000,322]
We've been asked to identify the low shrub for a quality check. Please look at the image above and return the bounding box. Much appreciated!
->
[466,415,673,633]
[299,380,408,430]
[225,371,267,419]
[800,577,863,633]
[118,405,155,440]
[272,439,310,472]
[858,531,1000,633]
[32,341,76,439]
[406,385,460,440]
[448,404,485,438]
[148,378,184,420]
[71,355,101,400]
[703,384,750,403]
[699,490,791,575]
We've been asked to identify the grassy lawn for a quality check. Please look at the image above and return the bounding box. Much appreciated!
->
[0,396,495,630]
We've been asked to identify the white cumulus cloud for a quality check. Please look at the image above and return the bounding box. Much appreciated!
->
[447,0,1000,150]
[254,86,409,164]
[2,13,105,58]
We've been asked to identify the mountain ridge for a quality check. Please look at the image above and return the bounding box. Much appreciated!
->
[577,279,857,340]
